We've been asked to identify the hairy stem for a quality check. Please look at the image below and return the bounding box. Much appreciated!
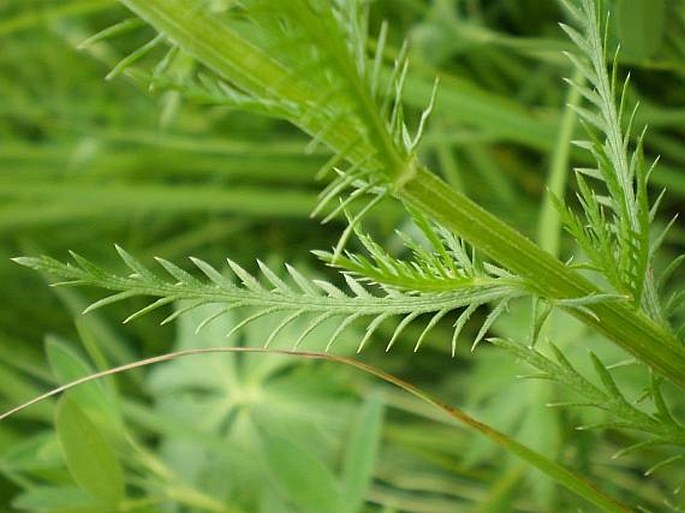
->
[114,0,685,388]
[400,167,685,389]
[117,0,375,168]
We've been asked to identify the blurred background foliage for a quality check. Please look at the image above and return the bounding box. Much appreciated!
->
[0,0,684,512]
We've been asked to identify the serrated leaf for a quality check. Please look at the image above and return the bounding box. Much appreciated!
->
[11,256,45,270]
[123,296,178,324]
[82,291,139,314]
[415,309,448,351]
[344,274,372,298]
[189,256,227,286]
[115,245,156,280]
[589,352,624,400]
[258,260,291,293]
[265,309,308,348]
[313,279,348,298]
[227,258,265,292]
[68,252,107,280]
[154,257,200,285]
[472,300,509,351]
[387,311,421,351]
[286,264,318,295]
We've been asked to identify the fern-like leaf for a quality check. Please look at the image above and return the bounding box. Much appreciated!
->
[99,0,440,244]
[558,0,680,326]
[491,337,685,449]
[315,212,517,295]
[13,249,524,353]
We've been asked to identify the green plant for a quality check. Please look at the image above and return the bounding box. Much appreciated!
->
[1,0,684,511]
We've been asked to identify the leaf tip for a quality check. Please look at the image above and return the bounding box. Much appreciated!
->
[11,256,40,269]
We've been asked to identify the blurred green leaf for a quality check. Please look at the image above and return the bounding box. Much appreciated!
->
[615,0,666,60]
[46,336,124,441]
[262,434,343,513]
[54,397,125,504]
[341,392,384,513]
[0,361,53,422]
[12,485,117,513]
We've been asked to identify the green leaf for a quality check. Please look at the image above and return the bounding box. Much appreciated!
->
[262,435,342,513]
[1,432,63,475]
[615,0,666,61]
[0,361,53,422]
[12,486,117,513]
[46,337,124,441]
[341,393,384,513]
[54,397,125,504]
[25,249,521,356]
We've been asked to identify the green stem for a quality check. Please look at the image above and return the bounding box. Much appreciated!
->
[114,0,685,389]
[400,167,685,389]
[117,0,373,165]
